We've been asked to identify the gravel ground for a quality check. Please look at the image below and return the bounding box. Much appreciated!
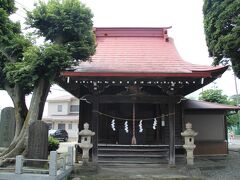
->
[71,150,240,179]
[196,151,240,180]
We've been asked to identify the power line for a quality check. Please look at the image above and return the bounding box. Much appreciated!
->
[15,12,25,19]
[15,1,30,11]
[16,7,27,15]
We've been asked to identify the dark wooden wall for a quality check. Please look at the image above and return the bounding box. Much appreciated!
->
[84,102,184,146]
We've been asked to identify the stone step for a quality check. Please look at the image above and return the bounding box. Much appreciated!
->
[98,147,169,152]
[99,163,169,168]
[98,160,168,165]
[97,144,173,165]
[98,154,168,158]
[98,150,168,156]
[98,155,169,164]
[98,144,170,148]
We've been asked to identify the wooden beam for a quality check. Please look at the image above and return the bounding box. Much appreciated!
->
[168,97,176,165]
[86,95,181,104]
[91,96,99,164]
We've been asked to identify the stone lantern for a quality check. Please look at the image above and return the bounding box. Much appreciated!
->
[181,122,198,165]
[78,123,95,165]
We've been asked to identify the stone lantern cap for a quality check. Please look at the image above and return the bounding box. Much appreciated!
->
[79,123,95,136]
[181,122,198,137]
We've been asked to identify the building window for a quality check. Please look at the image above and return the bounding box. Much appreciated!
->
[47,123,52,130]
[57,105,62,112]
[70,105,79,112]
[68,123,72,129]
[58,123,65,130]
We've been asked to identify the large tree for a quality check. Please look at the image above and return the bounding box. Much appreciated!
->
[203,0,240,77]
[0,0,95,161]
[0,0,30,148]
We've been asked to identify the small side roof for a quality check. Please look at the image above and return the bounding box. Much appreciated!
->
[43,114,78,121]
[183,99,240,110]
[47,95,78,102]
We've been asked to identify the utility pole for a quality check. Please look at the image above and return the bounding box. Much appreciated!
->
[220,59,239,130]
[233,73,240,130]
[234,74,239,105]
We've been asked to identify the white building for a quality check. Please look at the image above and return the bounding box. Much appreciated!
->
[43,95,79,141]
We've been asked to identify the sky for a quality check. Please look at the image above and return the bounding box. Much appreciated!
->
[0,0,239,110]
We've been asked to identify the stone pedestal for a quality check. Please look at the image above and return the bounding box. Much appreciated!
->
[77,123,95,165]
[181,122,198,165]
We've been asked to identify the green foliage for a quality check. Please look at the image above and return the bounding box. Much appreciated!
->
[227,113,239,127]
[48,136,59,152]
[203,0,240,78]
[4,44,72,86]
[228,95,240,127]
[26,0,96,60]
[199,89,229,104]
[0,0,16,14]
[0,17,26,63]
[0,1,30,90]
[0,54,6,89]
[230,94,240,105]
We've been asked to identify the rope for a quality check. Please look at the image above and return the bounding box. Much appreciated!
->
[93,110,175,121]
[132,103,137,144]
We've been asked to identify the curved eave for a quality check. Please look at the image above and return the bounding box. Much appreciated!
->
[61,66,228,78]
[191,65,229,78]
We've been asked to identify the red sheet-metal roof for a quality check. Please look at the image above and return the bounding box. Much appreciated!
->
[64,27,226,77]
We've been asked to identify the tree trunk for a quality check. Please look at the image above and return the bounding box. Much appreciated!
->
[12,86,28,141]
[0,78,51,161]
[27,78,51,125]
[4,84,28,144]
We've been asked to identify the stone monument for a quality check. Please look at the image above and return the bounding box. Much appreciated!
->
[27,121,48,167]
[78,123,95,165]
[0,107,16,151]
[181,122,198,165]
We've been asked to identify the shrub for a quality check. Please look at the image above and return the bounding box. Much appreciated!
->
[48,136,60,152]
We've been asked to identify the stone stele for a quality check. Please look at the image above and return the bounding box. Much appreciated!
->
[27,121,48,167]
[0,107,16,150]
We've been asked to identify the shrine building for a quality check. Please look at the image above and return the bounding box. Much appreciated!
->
[57,27,238,165]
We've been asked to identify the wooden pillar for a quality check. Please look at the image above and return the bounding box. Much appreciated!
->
[79,100,84,143]
[91,95,99,163]
[79,99,92,142]
[168,97,175,165]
